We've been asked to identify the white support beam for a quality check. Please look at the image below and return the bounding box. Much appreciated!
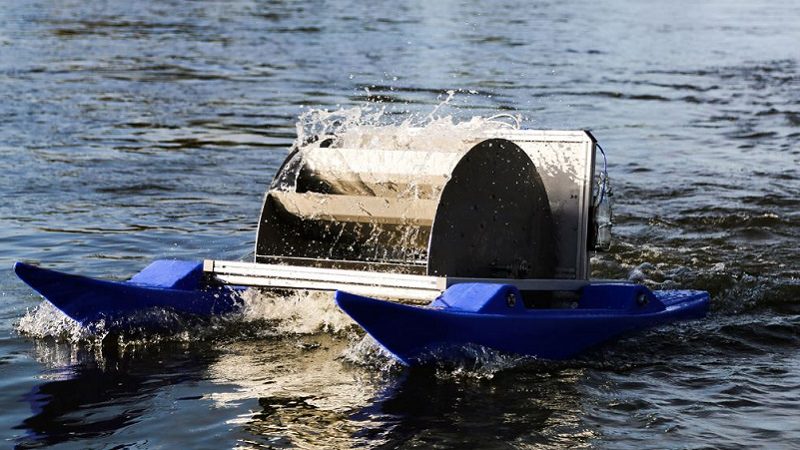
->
[204,260,444,302]
[204,260,605,302]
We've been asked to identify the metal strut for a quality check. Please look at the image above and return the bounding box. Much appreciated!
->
[204,260,598,302]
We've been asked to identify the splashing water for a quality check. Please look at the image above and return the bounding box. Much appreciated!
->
[340,333,402,372]
[14,287,356,345]
[341,333,553,380]
[295,93,522,152]
[238,288,355,335]
[16,301,105,344]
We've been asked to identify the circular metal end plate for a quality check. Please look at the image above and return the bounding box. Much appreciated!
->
[427,139,555,278]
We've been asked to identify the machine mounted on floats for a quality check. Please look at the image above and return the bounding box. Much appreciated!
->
[14,129,709,364]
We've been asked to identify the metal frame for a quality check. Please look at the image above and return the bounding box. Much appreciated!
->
[205,259,441,301]
[204,260,601,303]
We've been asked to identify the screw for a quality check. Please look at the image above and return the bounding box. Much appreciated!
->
[507,292,516,308]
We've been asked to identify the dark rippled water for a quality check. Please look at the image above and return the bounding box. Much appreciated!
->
[2,0,799,448]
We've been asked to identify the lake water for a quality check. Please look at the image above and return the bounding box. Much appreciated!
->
[1,0,799,448]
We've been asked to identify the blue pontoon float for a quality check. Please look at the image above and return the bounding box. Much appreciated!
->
[15,130,708,363]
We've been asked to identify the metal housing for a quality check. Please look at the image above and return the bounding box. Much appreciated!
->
[254,129,596,281]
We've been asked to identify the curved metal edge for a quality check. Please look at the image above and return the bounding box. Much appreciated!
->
[426,138,555,278]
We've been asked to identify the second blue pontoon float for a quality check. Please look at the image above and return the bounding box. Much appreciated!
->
[15,129,708,364]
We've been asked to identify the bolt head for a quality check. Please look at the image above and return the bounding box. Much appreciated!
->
[507,292,516,307]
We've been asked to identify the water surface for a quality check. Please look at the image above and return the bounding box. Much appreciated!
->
[1,0,799,448]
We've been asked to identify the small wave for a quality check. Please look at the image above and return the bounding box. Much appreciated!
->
[239,288,355,335]
[341,333,540,380]
[15,300,228,349]
[593,244,800,316]
[16,301,101,343]
[662,209,791,231]
[14,286,358,351]
[425,345,539,380]
[340,334,402,373]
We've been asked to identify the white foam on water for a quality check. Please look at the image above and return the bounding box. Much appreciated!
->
[16,301,106,343]
[340,333,402,372]
[13,287,356,347]
[341,333,539,380]
[433,344,537,380]
[14,300,211,347]
[238,288,355,335]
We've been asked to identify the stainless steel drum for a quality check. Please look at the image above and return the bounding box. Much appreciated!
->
[255,130,597,280]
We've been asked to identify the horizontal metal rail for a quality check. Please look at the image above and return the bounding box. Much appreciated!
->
[204,260,444,302]
[204,260,604,302]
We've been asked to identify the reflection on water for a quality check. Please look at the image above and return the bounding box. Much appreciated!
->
[13,341,221,448]
[12,328,606,448]
[208,336,598,449]
[372,367,596,449]
[8,312,800,448]
[210,336,385,449]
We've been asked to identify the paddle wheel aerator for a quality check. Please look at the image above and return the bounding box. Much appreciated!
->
[14,129,709,364]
